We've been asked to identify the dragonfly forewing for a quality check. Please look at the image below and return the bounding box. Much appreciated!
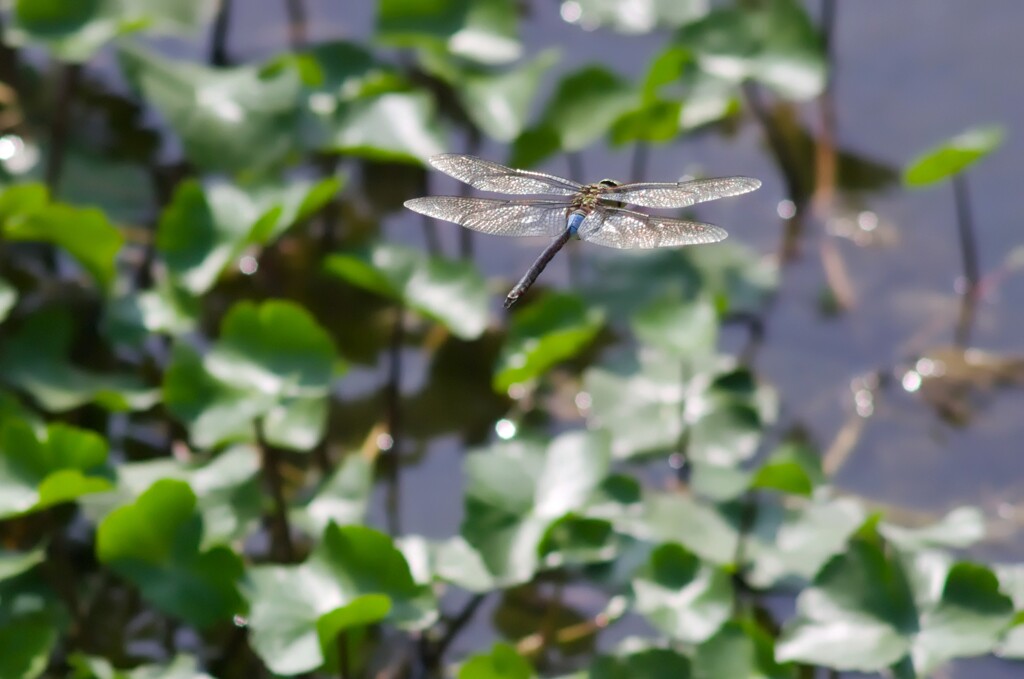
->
[429,154,582,196]
[404,196,571,238]
[602,177,761,209]
[577,207,729,249]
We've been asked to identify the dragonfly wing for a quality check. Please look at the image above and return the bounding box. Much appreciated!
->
[404,196,569,237]
[601,177,761,209]
[577,207,728,250]
[429,154,581,196]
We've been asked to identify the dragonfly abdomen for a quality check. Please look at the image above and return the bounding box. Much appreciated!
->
[567,210,587,236]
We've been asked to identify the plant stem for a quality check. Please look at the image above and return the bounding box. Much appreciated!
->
[629,142,648,182]
[209,0,233,66]
[256,420,295,561]
[45,62,82,198]
[284,0,308,51]
[952,173,979,347]
[385,305,405,536]
[423,593,488,670]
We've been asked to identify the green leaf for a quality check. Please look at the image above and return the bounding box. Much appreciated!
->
[291,454,373,537]
[0,276,17,323]
[0,615,58,679]
[632,543,732,643]
[322,91,446,164]
[458,642,534,679]
[743,495,865,589]
[379,0,521,65]
[0,546,45,582]
[100,445,262,549]
[777,529,1014,674]
[566,0,708,34]
[157,177,341,295]
[96,479,243,628]
[530,65,637,154]
[247,523,436,675]
[462,431,612,585]
[693,619,793,679]
[588,647,692,678]
[751,441,823,497]
[0,299,144,403]
[103,281,199,344]
[881,506,986,551]
[903,125,1005,187]
[494,292,604,391]
[325,243,489,340]
[118,43,302,174]
[630,294,717,360]
[0,419,112,518]
[164,300,338,450]
[3,203,122,291]
[455,50,560,142]
[67,653,216,679]
[675,0,825,100]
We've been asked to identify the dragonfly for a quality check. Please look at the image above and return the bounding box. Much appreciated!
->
[404,154,761,308]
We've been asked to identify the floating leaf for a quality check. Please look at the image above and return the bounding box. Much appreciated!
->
[462,431,612,585]
[246,523,436,675]
[632,542,732,643]
[494,292,603,391]
[119,43,302,174]
[322,91,446,164]
[325,243,489,340]
[903,125,1005,187]
[674,0,825,100]
[0,309,158,412]
[164,300,338,450]
[96,479,244,629]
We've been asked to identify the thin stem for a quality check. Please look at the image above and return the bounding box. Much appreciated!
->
[45,62,82,197]
[812,0,839,214]
[256,420,295,561]
[953,173,979,347]
[425,593,487,668]
[629,142,648,182]
[283,0,308,51]
[337,630,350,679]
[209,0,233,66]
[385,305,406,537]
[566,151,584,182]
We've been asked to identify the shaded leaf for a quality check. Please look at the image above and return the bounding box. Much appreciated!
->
[694,619,793,679]
[458,642,535,679]
[96,479,243,629]
[325,243,489,340]
[0,615,58,679]
[291,454,374,537]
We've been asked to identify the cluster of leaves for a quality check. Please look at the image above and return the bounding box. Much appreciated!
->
[0,0,1016,679]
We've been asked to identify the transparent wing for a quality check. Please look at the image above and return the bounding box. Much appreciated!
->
[428,153,582,196]
[576,206,728,250]
[404,196,570,237]
[600,176,761,209]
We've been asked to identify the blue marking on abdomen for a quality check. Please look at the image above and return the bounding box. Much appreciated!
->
[567,211,586,236]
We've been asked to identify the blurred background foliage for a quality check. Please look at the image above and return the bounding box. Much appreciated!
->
[0,0,1022,677]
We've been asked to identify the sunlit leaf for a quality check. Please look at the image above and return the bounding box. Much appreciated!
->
[777,528,1014,674]
[0,309,158,412]
[103,281,199,345]
[291,454,374,537]
[631,294,717,360]
[247,523,436,675]
[67,653,216,679]
[494,292,604,391]
[565,0,708,34]
[164,300,338,450]
[903,125,1005,187]
[119,43,302,174]
[96,479,244,629]
[632,542,732,643]
[379,0,521,65]
[321,91,446,164]
[462,431,612,585]
[674,0,825,100]
[458,642,535,679]
[751,441,823,497]
[881,506,986,551]
[0,277,16,323]
[325,243,489,340]
[0,546,45,582]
